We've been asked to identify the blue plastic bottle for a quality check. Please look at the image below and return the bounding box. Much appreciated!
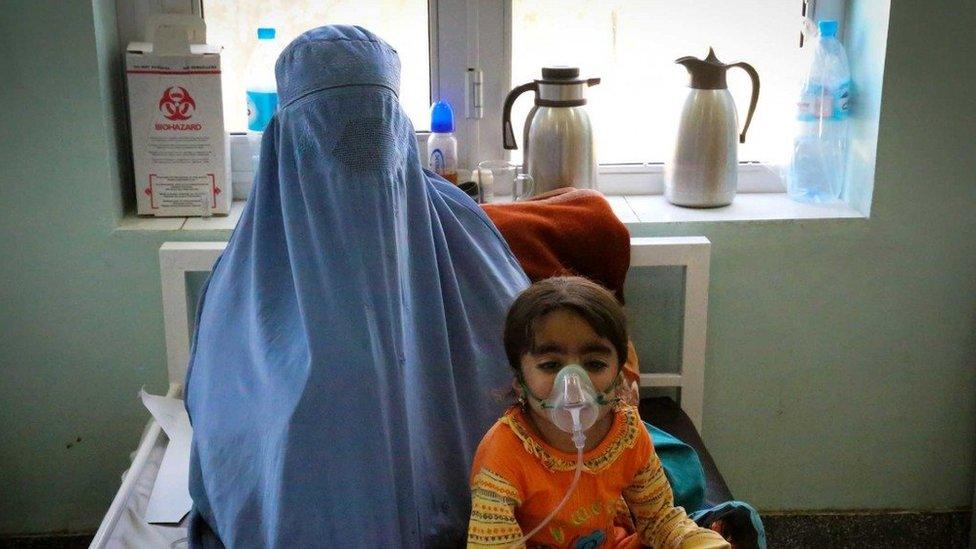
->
[242,27,280,198]
[787,20,851,203]
[246,27,279,132]
[427,101,458,184]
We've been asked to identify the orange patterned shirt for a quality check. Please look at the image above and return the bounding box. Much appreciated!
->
[467,405,729,549]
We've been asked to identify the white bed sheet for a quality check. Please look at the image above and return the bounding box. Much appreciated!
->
[105,431,188,548]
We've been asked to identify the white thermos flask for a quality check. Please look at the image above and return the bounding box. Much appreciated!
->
[665,48,760,208]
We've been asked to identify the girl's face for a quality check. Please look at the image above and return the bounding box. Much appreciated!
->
[518,309,621,419]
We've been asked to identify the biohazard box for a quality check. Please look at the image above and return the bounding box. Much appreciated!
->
[126,16,230,216]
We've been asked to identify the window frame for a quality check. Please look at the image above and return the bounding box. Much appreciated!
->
[118,0,846,197]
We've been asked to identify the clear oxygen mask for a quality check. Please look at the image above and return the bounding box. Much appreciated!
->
[545,364,600,447]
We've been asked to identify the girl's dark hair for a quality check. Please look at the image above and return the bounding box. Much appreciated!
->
[504,276,628,372]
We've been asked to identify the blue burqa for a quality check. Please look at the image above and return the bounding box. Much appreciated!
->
[185,26,529,547]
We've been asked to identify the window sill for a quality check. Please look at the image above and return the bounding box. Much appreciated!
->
[115,201,247,232]
[607,193,865,226]
[115,192,864,234]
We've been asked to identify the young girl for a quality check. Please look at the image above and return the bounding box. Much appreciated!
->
[468,277,730,548]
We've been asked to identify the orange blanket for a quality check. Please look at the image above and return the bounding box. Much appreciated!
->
[482,188,640,389]
[482,188,631,302]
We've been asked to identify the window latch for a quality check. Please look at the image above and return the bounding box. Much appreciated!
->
[465,68,483,119]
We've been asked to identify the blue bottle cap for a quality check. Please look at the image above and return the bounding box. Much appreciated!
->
[430,101,455,133]
[257,28,276,40]
[818,20,838,38]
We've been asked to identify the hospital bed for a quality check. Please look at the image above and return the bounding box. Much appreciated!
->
[91,236,727,548]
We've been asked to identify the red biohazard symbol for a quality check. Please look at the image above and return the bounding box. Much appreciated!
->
[158,86,196,121]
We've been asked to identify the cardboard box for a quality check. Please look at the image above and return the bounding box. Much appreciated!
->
[126,15,230,216]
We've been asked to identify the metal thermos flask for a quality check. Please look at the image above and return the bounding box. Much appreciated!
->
[502,67,600,195]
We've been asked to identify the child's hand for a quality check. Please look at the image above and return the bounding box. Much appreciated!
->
[710,520,735,548]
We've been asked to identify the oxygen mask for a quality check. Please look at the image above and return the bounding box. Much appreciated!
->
[545,365,600,448]
[521,364,620,449]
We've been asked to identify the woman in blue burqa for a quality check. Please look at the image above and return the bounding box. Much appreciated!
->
[185,26,528,547]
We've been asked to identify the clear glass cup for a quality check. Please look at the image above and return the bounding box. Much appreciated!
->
[476,161,535,203]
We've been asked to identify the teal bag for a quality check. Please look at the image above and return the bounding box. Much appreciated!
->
[690,501,767,549]
[646,421,766,549]
[645,421,707,513]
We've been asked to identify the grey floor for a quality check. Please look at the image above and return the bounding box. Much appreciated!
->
[763,511,970,549]
[0,511,971,548]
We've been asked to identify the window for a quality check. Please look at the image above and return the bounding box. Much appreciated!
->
[202,0,431,132]
[510,0,807,166]
[118,0,849,195]
[482,0,848,193]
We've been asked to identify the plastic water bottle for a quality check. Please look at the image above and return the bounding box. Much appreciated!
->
[787,20,851,203]
[242,27,280,199]
[427,101,458,184]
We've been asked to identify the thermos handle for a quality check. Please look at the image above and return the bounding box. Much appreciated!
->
[502,82,538,150]
[729,62,760,144]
